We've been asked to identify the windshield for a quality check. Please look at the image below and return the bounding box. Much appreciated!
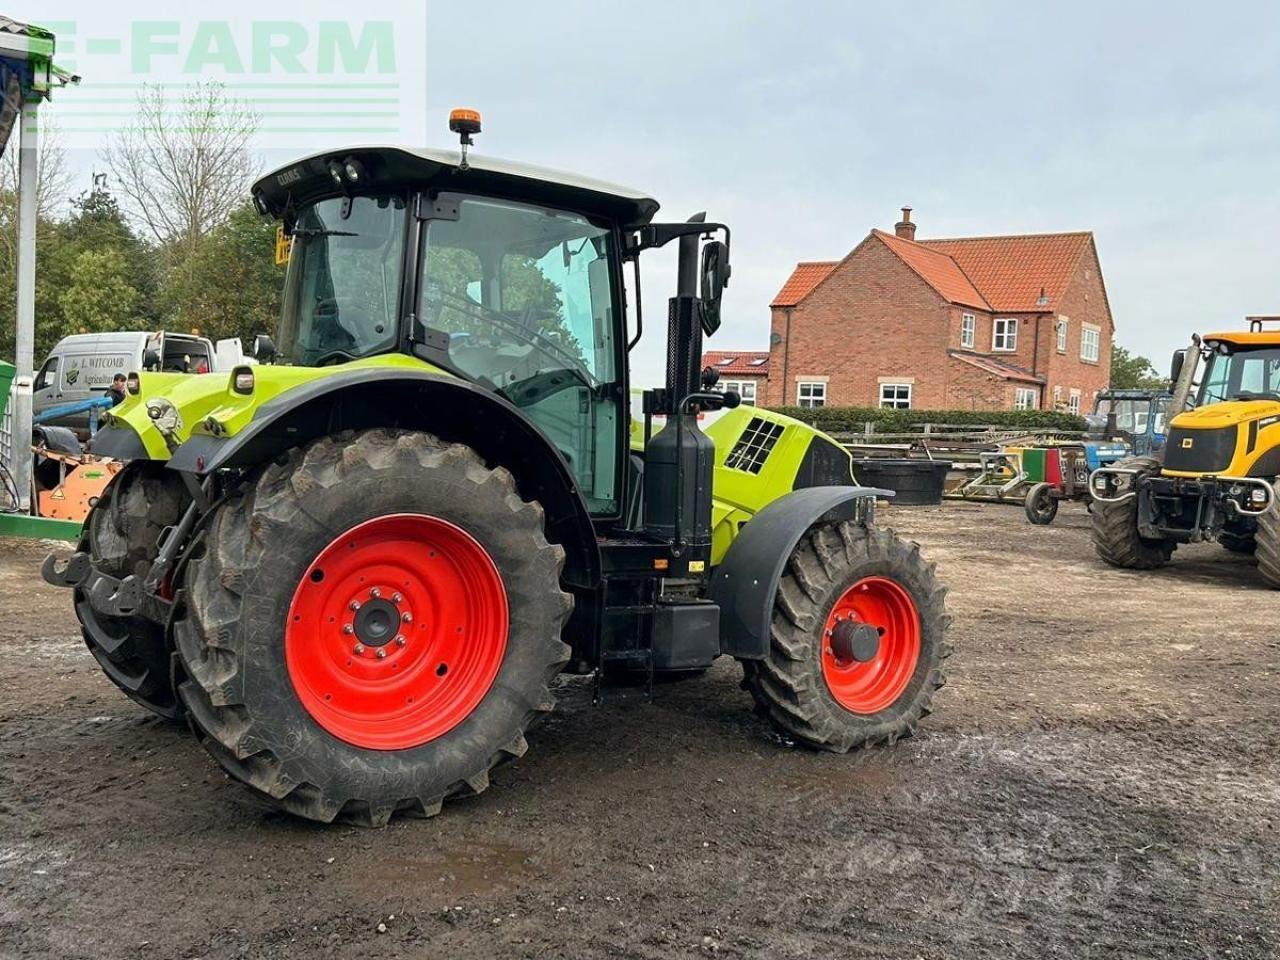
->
[1197,346,1280,405]
[277,195,407,366]
[419,196,615,389]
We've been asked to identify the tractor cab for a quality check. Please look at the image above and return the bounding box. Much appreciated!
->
[1087,388,1172,457]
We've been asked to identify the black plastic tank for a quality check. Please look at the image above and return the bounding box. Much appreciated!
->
[853,459,952,506]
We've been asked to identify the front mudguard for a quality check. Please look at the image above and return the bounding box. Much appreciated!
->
[707,485,890,659]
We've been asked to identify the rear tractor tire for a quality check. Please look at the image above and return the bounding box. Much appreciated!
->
[1090,455,1175,570]
[78,462,190,719]
[173,428,573,826]
[1255,480,1280,589]
[743,522,950,752]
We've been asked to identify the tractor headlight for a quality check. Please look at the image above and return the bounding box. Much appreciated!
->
[126,373,140,395]
[1249,488,1268,506]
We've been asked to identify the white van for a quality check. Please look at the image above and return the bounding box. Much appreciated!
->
[33,331,247,431]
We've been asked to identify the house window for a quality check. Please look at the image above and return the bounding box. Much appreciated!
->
[1068,389,1081,415]
[1052,385,1063,410]
[960,313,976,349]
[993,318,1017,352]
[1013,387,1038,411]
[1056,316,1069,352]
[720,379,757,406]
[879,383,912,409]
[797,381,826,408]
[1080,325,1101,363]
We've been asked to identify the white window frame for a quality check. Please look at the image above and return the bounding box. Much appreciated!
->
[720,379,757,406]
[960,313,976,349]
[879,382,912,409]
[1068,388,1082,415]
[1080,324,1101,363]
[1052,385,1063,409]
[1013,387,1038,411]
[1056,316,1069,352]
[993,318,1017,352]
[796,381,826,408]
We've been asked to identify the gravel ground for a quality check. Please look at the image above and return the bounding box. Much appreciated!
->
[1,500,1277,959]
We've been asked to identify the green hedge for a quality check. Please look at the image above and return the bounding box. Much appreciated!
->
[766,405,1088,434]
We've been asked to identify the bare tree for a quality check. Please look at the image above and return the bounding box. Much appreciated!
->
[0,118,70,286]
[102,82,259,254]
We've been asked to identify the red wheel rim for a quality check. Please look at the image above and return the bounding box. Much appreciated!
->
[285,514,508,750]
[821,576,921,715]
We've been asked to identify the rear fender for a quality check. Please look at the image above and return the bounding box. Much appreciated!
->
[166,370,601,593]
[707,485,889,659]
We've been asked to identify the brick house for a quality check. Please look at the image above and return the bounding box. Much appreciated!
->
[702,350,769,405]
[765,209,1114,413]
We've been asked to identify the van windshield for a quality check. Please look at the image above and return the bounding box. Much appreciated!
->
[277,195,407,366]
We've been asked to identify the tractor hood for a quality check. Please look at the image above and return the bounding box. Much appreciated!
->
[99,356,451,461]
[1170,399,1280,430]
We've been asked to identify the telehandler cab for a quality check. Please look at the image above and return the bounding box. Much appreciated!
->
[44,113,950,825]
[1091,316,1280,585]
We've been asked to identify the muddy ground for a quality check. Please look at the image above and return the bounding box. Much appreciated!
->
[1,500,1277,960]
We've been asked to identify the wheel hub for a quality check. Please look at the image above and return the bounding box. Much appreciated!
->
[352,596,402,647]
[829,619,880,663]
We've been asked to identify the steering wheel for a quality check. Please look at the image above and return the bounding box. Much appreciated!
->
[438,291,593,384]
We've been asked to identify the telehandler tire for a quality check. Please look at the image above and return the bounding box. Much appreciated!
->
[1255,480,1280,589]
[173,429,573,826]
[1090,455,1174,570]
[78,462,189,719]
[743,522,949,752]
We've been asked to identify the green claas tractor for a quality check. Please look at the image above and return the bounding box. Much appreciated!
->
[44,115,950,825]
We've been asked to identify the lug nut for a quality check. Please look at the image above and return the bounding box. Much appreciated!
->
[391,592,402,604]
[376,649,387,659]
[401,612,412,623]
[395,635,406,647]
[370,587,381,598]
[349,600,361,611]
[342,624,354,635]
[354,643,365,654]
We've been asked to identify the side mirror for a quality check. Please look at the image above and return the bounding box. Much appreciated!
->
[700,365,720,390]
[699,240,731,336]
[142,349,160,371]
[1170,348,1185,384]
[253,334,278,363]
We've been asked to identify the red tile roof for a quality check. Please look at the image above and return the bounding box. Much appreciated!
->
[770,261,839,307]
[920,232,1092,313]
[703,350,770,376]
[947,349,1045,383]
[872,230,990,311]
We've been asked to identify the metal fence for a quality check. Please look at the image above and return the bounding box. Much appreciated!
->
[0,382,12,477]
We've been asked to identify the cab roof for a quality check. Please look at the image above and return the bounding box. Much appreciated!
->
[1202,331,1280,347]
[252,145,661,228]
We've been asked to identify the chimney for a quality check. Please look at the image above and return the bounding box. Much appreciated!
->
[894,207,916,241]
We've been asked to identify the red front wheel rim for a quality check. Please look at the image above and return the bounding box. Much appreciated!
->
[285,514,508,750]
[821,576,921,715]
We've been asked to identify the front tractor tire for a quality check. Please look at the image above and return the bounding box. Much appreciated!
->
[1256,480,1280,589]
[78,462,190,719]
[173,429,573,826]
[744,522,950,752]
[1090,456,1175,570]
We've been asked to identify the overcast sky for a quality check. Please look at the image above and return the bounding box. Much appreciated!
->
[29,1,1280,387]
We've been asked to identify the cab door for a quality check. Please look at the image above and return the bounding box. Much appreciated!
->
[31,356,61,419]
